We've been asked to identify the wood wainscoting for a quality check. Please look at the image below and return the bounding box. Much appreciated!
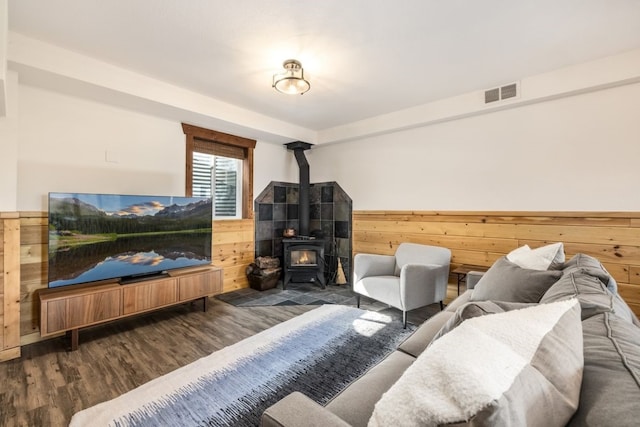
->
[18,212,255,346]
[354,211,640,316]
[1,213,21,361]
[212,219,254,293]
[12,210,640,347]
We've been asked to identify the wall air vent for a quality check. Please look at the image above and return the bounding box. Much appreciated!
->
[484,88,500,103]
[500,83,518,100]
[484,82,519,104]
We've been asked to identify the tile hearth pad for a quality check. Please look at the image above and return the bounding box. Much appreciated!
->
[215,282,355,307]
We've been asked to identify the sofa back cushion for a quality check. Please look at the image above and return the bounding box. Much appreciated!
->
[369,299,583,427]
[562,253,617,293]
[540,253,640,325]
[568,312,640,426]
[540,269,614,320]
[470,257,562,303]
[397,291,473,358]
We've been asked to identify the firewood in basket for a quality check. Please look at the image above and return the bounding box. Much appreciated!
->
[255,256,280,269]
[257,267,281,276]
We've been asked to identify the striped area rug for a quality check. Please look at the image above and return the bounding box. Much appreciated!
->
[70,305,416,427]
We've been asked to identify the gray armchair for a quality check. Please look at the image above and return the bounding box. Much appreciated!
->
[353,243,451,327]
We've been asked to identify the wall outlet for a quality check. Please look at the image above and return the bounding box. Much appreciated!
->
[105,150,119,163]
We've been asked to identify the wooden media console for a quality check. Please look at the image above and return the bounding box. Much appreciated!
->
[39,266,223,350]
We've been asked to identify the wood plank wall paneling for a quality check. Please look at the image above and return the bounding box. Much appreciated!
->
[19,213,48,341]
[353,211,640,317]
[13,210,640,346]
[213,219,254,293]
[1,213,21,361]
[16,213,255,345]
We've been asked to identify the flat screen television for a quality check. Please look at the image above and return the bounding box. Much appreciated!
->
[48,192,213,288]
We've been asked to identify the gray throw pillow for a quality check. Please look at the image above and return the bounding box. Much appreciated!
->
[470,257,562,303]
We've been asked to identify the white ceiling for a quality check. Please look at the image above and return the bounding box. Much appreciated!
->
[8,0,640,131]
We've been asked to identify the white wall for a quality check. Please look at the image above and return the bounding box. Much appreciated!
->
[17,85,186,211]
[10,29,640,213]
[0,0,7,117]
[310,82,640,211]
[15,83,299,211]
[254,142,299,197]
[0,70,17,210]
[14,74,640,213]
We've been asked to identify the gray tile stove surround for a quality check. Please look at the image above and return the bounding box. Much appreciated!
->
[255,181,352,285]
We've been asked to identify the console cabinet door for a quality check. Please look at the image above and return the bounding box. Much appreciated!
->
[122,278,177,315]
[178,269,223,301]
[44,289,121,334]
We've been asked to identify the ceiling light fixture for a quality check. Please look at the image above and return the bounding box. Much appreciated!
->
[272,59,310,95]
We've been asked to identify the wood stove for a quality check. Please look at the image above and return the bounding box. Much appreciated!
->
[283,238,325,289]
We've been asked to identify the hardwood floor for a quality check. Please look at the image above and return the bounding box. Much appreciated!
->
[0,299,314,427]
[0,297,439,427]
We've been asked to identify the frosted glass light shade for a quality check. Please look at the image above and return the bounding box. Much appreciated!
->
[273,59,310,95]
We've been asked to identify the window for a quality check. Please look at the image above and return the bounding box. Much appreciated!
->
[192,152,242,217]
[182,124,256,219]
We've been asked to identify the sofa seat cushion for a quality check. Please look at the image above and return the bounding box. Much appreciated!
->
[369,299,583,427]
[325,350,415,427]
[568,312,640,426]
[397,291,473,358]
[397,310,455,358]
[470,256,562,303]
[445,289,473,311]
[262,392,352,427]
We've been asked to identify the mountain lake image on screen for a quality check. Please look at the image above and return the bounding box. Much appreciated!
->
[47,192,213,288]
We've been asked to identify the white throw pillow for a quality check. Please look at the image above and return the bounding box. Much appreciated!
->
[507,242,565,270]
[368,299,583,427]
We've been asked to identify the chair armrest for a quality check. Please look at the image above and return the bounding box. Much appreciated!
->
[262,392,352,427]
[400,264,450,309]
[466,271,485,290]
[353,253,396,282]
[400,264,448,284]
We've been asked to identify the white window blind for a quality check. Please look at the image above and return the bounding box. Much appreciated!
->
[192,152,242,219]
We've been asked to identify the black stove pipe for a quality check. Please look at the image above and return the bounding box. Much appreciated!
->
[285,141,313,237]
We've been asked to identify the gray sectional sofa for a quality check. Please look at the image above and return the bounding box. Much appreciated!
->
[262,253,640,426]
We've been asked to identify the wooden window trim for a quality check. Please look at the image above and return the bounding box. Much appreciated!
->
[182,123,256,219]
